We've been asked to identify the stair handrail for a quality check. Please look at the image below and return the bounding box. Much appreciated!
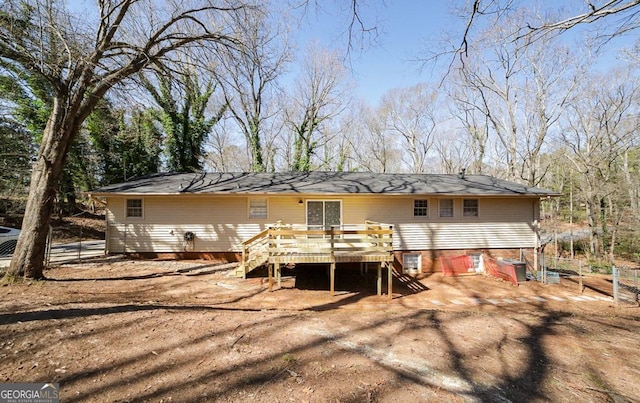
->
[241,228,269,270]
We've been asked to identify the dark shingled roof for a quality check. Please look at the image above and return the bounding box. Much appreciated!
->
[89,172,559,197]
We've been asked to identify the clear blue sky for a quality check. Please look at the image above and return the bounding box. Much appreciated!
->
[296,1,457,105]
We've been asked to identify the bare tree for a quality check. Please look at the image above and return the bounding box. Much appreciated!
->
[379,83,439,173]
[620,149,640,220]
[214,7,291,172]
[452,10,583,185]
[446,85,490,174]
[0,0,248,279]
[284,43,349,171]
[348,102,401,173]
[460,0,640,55]
[205,118,251,171]
[324,120,355,171]
[292,0,381,58]
[433,129,477,174]
[559,68,640,259]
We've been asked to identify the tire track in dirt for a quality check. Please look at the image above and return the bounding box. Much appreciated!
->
[303,317,512,402]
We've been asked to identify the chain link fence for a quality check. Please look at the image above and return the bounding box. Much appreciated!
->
[43,223,106,266]
[541,255,640,306]
[613,267,640,306]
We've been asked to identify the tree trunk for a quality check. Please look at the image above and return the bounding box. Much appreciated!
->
[585,198,598,258]
[8,102,75,279]
[622,150,639,221]
[249,130,265,172]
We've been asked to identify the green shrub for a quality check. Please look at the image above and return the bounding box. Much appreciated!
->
[588,260,613,275]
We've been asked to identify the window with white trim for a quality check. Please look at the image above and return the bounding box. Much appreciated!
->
[439,198,454,218]
[126,199,143,218]
[413,199,428,217]
[249,198,268,219]
[463,199,479,217]
[403,253,421,274]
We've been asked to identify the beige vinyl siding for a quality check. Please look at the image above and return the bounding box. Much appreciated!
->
[392,222,534,249]
[340,196,538,250]
[106,195,307,253]
[105,194,539,253]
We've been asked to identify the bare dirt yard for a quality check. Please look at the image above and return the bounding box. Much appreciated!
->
[1,258,639,403]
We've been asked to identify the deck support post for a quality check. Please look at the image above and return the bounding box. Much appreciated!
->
[387,261,393,300]
[277,263,282,289]
[268,263,273,292]
[330,262,336,296]
[377,263,382,296]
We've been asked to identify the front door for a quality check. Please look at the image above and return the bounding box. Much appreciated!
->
[307,200,341,230]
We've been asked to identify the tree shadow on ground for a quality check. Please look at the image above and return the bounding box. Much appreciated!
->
[87,305,620,401]
[46,262,235,282]
[0,302,270,326]
[3,264,639,402]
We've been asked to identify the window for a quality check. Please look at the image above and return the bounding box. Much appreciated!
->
[403,253,421,274]
[463,199,479,217]
[307,200,341,230]
[249,198,268,219]
[439,199,454,218]
[469,253,483,272]
[413,199,428,217]
[126,199,143,218]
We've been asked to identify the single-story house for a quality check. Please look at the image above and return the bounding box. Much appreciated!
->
[89,171,558,284]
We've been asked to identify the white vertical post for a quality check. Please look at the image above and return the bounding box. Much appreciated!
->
[612,266,619,305]
[579,260,583,293]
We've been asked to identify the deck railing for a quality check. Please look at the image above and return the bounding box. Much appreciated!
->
[239,221,394,276]
[268,223,393,258]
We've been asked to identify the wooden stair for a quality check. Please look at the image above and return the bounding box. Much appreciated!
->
[232,253,268,278]
[232,228,270,278]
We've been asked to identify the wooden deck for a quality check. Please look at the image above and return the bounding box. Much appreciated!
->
[238,221,394,298]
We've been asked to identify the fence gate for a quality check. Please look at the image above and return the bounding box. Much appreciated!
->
[613,267,640,305]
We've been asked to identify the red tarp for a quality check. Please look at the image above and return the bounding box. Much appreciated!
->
[440,255,475,277]
[484,256,518,286]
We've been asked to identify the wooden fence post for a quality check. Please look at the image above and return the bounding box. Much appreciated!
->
[277,263,281,289]
[612,266,619,305]
[635,269,639,304]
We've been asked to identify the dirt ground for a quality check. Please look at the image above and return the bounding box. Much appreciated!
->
[1,210,105,240]
[0,258,639,403]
